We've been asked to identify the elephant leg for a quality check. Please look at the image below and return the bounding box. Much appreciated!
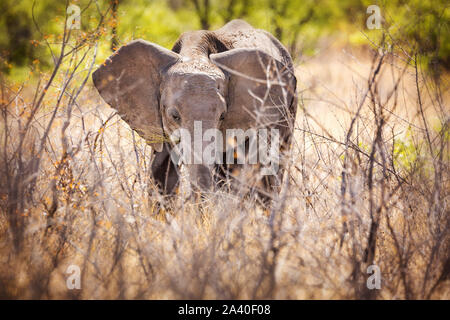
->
[151,144,179,196]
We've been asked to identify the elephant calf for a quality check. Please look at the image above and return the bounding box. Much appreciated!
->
[93,19,297,201]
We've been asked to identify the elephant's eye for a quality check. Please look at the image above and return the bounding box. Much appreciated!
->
[219,112,225,121]
[168,108,181,122]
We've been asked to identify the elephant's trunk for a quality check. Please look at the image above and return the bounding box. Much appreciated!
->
[187,164,214,192]
[184,120,218,192]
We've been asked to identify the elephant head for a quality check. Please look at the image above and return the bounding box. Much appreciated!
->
[92,39,295,193]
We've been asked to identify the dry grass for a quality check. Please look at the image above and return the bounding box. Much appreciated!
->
[0,33,448,299]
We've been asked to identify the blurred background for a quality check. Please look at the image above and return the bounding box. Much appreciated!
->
[0,0,448,80]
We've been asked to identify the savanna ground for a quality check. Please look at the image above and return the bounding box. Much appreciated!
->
[0,1,449,299]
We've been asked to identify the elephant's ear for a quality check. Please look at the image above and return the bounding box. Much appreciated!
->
[210,48,296,132]
[92,40,180,152]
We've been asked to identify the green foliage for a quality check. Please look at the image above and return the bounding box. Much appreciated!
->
[116,0,197,49]
[392,122,449,177]
[380,0,450,76]
[0,0,108,81]
[393,127,421,173]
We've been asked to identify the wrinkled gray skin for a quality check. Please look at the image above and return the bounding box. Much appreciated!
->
[93,20,297,199]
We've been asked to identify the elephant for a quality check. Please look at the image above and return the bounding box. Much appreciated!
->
[92,19,297,201]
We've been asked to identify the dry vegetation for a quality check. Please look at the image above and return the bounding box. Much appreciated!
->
[0,23,448,299]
